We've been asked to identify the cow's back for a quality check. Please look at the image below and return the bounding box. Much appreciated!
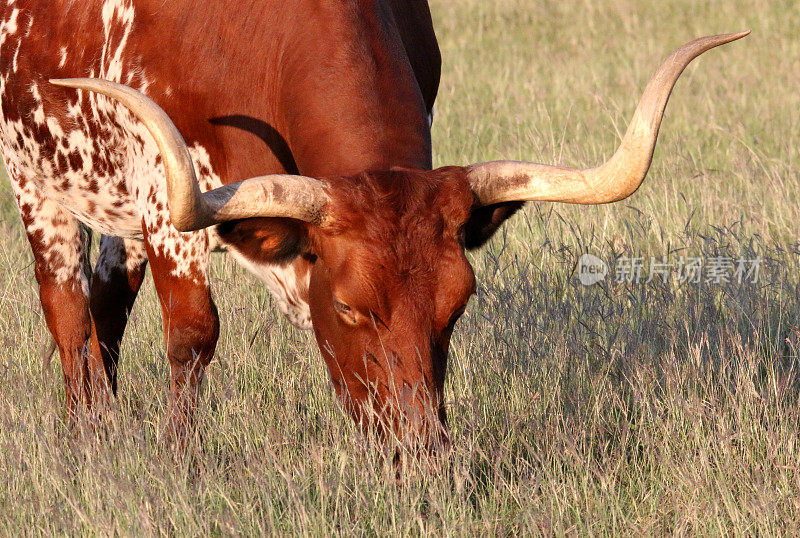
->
[0,1,284,237]
[0,0,440,238]
[0,1,167,237]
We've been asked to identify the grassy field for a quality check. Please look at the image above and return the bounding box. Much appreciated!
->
[1,0,799,534]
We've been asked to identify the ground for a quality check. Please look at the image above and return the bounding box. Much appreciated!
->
[1,0,799,534]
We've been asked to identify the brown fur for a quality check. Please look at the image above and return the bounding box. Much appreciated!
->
[2,0,520,452]
[300,167,480,447]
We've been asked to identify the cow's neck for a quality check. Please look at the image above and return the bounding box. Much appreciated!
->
[277,0,432,177]
[139,0,433,181]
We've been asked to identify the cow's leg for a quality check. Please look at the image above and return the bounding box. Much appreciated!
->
[90,235,148,394]
[143,228,219,447]
[15,191,108,420]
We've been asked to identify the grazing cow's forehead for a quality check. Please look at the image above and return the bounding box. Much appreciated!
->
[305,168,476,295]
[321,167,474,237]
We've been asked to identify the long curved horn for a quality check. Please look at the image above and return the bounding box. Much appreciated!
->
[467,31,749,206]
[49,79,329,231]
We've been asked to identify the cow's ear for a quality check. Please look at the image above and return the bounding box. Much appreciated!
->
[215,217,310,264]
[463,201,525,250]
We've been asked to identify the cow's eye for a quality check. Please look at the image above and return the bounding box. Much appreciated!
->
[334,300,358,325]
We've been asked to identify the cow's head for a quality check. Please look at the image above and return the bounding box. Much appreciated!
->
[51,32,747,452]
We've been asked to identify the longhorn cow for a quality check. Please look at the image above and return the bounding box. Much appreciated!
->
[0,0,746,451]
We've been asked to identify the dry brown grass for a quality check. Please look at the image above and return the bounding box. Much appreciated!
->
[1,0,799,534]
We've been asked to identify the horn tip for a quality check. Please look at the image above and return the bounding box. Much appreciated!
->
[721,30,751,42]
[49,78,82,88]
[696,30,750,50]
